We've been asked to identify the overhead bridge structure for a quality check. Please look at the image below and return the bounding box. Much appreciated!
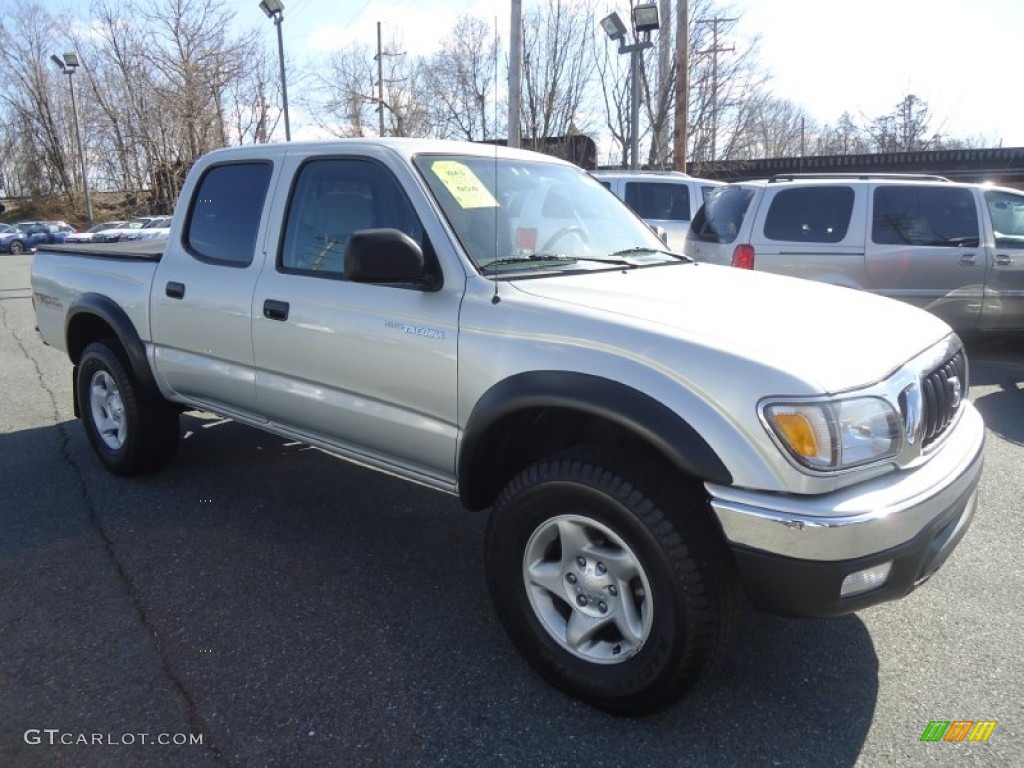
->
[693,147,1024,188]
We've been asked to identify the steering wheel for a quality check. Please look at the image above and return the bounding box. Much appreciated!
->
[539,225,590,253]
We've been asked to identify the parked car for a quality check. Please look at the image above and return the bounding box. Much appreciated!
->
[121,216,172,241]
[592,170,725,251]
[0,221,74,254]
[685,173,1024,332]
[32,140,982,715]
[64,221,128,244]
[93,216,169,243]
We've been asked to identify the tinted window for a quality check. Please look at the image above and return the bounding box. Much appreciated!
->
[688,186,755,244]
[280,158,425,277]
[186,162,272,265]
[872,186,978,247]
[763,186,854,243]
[984,189,1024,249]
[624,182,691,221]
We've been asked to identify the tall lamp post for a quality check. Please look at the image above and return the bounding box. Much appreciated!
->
[50,52,93,226]
[601,4,660,170]
[259,0,291,141]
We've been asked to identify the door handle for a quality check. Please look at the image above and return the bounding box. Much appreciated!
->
[263,299,290,321]
[165,281,185,299]
[994,255,1013,266]
[957,254,977,266]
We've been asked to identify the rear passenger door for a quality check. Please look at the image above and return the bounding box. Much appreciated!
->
[150,160,276,416]
[865,185,983,330]
[980,188,1024,330]
[750,184,868,285]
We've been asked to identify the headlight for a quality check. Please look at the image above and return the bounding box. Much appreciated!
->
[763,397,901,471]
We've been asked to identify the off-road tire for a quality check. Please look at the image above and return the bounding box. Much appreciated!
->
[485,450,739,715]
[76,340,179,475]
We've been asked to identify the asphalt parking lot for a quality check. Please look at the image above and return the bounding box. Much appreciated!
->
[1,252,1021,767]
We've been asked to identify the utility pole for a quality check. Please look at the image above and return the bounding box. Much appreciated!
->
[655,0,671,166]
[673,0,688,172]
[695,16,735,162]
[508,0,522,148]
[377,22,384,136]
[373,25,405,137]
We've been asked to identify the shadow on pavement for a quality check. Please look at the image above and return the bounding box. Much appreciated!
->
[1,413,879,767]
[964,335,1024,446]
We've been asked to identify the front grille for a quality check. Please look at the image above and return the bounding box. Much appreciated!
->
[920,349,967,447]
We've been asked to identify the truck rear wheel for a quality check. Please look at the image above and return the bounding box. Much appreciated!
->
[76,340,179,475]
[485,451,739,715]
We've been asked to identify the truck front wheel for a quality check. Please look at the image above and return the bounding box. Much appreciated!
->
[485,451,739,715]
[76,341,179,475]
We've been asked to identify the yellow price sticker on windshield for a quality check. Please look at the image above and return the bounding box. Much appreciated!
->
[431,161,498,209]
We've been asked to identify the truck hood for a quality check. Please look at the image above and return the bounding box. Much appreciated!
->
[510,262,953,393]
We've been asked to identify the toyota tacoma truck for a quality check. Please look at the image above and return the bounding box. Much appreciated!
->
[31,139,984,715]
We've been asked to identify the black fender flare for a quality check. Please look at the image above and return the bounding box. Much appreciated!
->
[458,371,732,509]
[66,293,159,394]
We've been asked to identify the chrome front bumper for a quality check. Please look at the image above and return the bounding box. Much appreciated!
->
[706,403,984,563]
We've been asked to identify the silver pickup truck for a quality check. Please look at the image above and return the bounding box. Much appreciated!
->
[32,139,984,715]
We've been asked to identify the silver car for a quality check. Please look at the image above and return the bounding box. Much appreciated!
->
[685,174,1024,332]
[592,170,724,252]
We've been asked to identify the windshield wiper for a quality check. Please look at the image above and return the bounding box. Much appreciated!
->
[486,253,579,266]
[606,246,691,262]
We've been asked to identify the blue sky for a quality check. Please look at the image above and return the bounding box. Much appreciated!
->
[54,0,1024,147]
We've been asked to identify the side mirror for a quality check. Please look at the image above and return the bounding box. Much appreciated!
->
[344,228,432,286]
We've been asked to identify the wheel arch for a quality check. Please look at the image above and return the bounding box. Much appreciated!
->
[66,294,158,407]
[457,371,732,511]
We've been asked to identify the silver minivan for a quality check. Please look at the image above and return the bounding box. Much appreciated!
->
[685,174,1024,332]
[593,170,724,252]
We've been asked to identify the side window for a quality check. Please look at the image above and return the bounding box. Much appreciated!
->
[763,186,854,243]
[872,186,979,247]
[185,162,272,266]
[984,189,1024,249]
[280,158,425,278]
[624,182,691,221]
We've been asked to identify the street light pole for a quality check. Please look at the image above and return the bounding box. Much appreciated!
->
[259,0,291,141]
[51,52,93,226]
[630,47,641,171]
[600,4,659,170]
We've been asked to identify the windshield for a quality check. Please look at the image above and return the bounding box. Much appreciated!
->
[413,154,675,274]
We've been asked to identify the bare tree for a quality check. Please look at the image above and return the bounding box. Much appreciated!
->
[867,94,937,152]
[519,0,596,147]
[0,3,77,200]
[305,34,426,139]
[422,15,501,141]
[728,93,816,159]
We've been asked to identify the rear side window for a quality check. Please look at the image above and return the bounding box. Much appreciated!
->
[872,186,979,247]
[763,186,854,243]
[688,186,754,244]
[185,162,273,266]
[624,182,691,221]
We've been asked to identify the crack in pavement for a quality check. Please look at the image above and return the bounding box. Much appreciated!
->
[2,299,228,766]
